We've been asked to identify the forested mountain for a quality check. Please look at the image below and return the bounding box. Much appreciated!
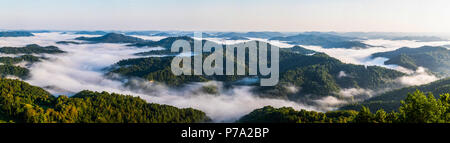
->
[0,44,65,54]
[152,32,176,37]
[74,31,108,35]
[0,31,34,37]
[226,36,249,40]
[129,36,194,48]
[110,37,404,102]
[0,55,40,78]
[0,45,64,78]
[0,78,210,123]
[240,90,450,123]
[269,33,370,49]
[215,32,286,39]
[0,55,40,65]
[340,78,450,112]
[372,46,450,76]
[124,31,160,36]
[75,33,146,43]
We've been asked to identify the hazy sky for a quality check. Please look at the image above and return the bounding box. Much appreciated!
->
[1,0,450,32]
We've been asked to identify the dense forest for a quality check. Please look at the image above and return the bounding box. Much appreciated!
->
[0,55,40,65]
[75,33,146,43]
[341,77,450,112]
[0,44,64,78]
[239,90,450,123]
[0,78,209,123]
[0,31,34,37]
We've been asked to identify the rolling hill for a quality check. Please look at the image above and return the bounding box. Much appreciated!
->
[75,33,146,43]
[372,46,450,76]
[0,78,210,123]
[269,33,370,49]
[340,77,450,112]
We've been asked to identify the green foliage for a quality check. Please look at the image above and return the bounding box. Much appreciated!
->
[0,31,34,37]
[0,44,65,54]
[269,33,370,49]
[0,65,29,78]
[56,41,81,45]
[0,78,210,123]
[239,90,450,123]
[134,50,178,56]
[237,106,329,123]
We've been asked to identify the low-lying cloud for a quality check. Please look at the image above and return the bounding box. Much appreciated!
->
[0,32,319,122]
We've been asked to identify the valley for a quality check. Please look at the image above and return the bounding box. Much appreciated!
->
[0,31,450,123]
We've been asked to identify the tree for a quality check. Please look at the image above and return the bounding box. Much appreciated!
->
[398,90,445,123]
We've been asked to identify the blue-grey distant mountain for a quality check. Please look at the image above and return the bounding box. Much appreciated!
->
[74,31,108,35]
[269,33,370,49]
[0,31,34,37]
[284,45,316,55]
[341,77,450,112]
[372,46,450,76]
[215,32,285,39]
[124,31,160,36]
[0,44,65,54]
[56,41,82,45]
[75,33,146,43]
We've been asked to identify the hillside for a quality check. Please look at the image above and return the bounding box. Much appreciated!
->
[0,31,34,37]
[0,44,65,54]
[215,32,286,39]
[75,33,146,43]
[0,78,210,123]
[0,45,61,78]
[74,31,108,35]
[129,36,194,48]
[372,46,450,76]
[110,37,404,101]
[269,33,370,49]
[0,55,40,65]
[0,65,29,78]
[390,36,447,42]
[240,90,450,123]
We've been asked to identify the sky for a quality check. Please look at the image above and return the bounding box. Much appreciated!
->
[1,0,450,32]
